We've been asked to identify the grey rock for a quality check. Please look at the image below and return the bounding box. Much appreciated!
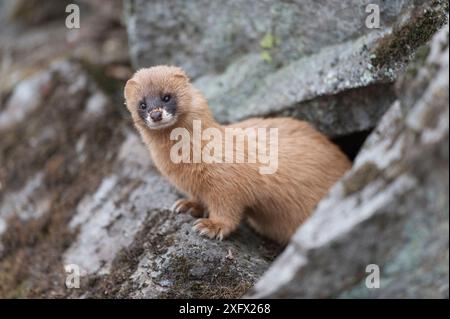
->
[0,70,52,131]
[0,0,448,299]
[0,172,50,257]
[0,59,277,298]
[0,0,129,99]
[64,130,278,297]
[0,0,70,26]
[128,0,447,137]
[126,0,413,77]
[247,24,449,299]
[111,210,277,298]
[195,33,398,137]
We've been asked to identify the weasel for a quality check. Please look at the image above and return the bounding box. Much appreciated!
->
[124,65,351,244]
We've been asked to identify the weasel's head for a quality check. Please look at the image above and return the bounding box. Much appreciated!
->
[124,65,191,130]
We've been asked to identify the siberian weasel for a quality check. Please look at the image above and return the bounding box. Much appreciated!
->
[124,65,351,244]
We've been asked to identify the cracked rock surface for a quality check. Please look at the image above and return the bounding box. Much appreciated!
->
[248,24,449,299]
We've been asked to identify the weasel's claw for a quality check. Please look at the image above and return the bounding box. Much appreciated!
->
[171,199,204,217]
[171,199,185,214]
[192,218,226,240]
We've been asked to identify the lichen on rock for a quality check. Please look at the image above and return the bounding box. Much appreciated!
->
[248,24,450,299]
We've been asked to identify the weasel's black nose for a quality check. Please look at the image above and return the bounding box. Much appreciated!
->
[150,110,162,122]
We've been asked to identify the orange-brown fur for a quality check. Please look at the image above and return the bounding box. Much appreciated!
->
[124,66,351,244]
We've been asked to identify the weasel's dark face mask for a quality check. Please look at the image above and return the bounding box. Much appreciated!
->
[137,93,178,130]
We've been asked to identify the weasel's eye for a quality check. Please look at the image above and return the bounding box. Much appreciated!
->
[162,94,171,102]
[139,102,147,110]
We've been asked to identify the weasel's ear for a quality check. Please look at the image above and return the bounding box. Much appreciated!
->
[172,68,189,82]
[124,79,138,102]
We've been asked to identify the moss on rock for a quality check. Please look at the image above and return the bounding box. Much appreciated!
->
[371,1,448,68]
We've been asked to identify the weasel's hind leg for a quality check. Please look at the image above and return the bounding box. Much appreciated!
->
[245,209,293,245]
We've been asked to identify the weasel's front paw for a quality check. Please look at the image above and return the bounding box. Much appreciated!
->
[192,218,232,241]
[171,199,204,218]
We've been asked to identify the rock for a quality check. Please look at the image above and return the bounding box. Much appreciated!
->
[125,0,414,77]
[0,59,132,297]
[127,0,448,137]
[0,70,52,131]
[1,0,70,26]
[63,132,179,276]
[0,0,129,99]
[0,173,50,257]
[0,59,279,298]
[84,204,278,298]
[0,0,122,26]
[0,0,448,299]
[247,24,449,299]
[63,130,279,298]
[195,35,398,137]
[83,92,109,119]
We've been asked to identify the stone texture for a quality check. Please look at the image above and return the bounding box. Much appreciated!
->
[96,206,278,299]
[0,59,278,298]
[0,70,52,131]
[125,0,413,77]
[195,34,398,137]
[62,130,279,298]
[0,0,129,100]
[0,0,448,299]
[0,0,70,26]
[247,24,449,299]
[127,0,447,137]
